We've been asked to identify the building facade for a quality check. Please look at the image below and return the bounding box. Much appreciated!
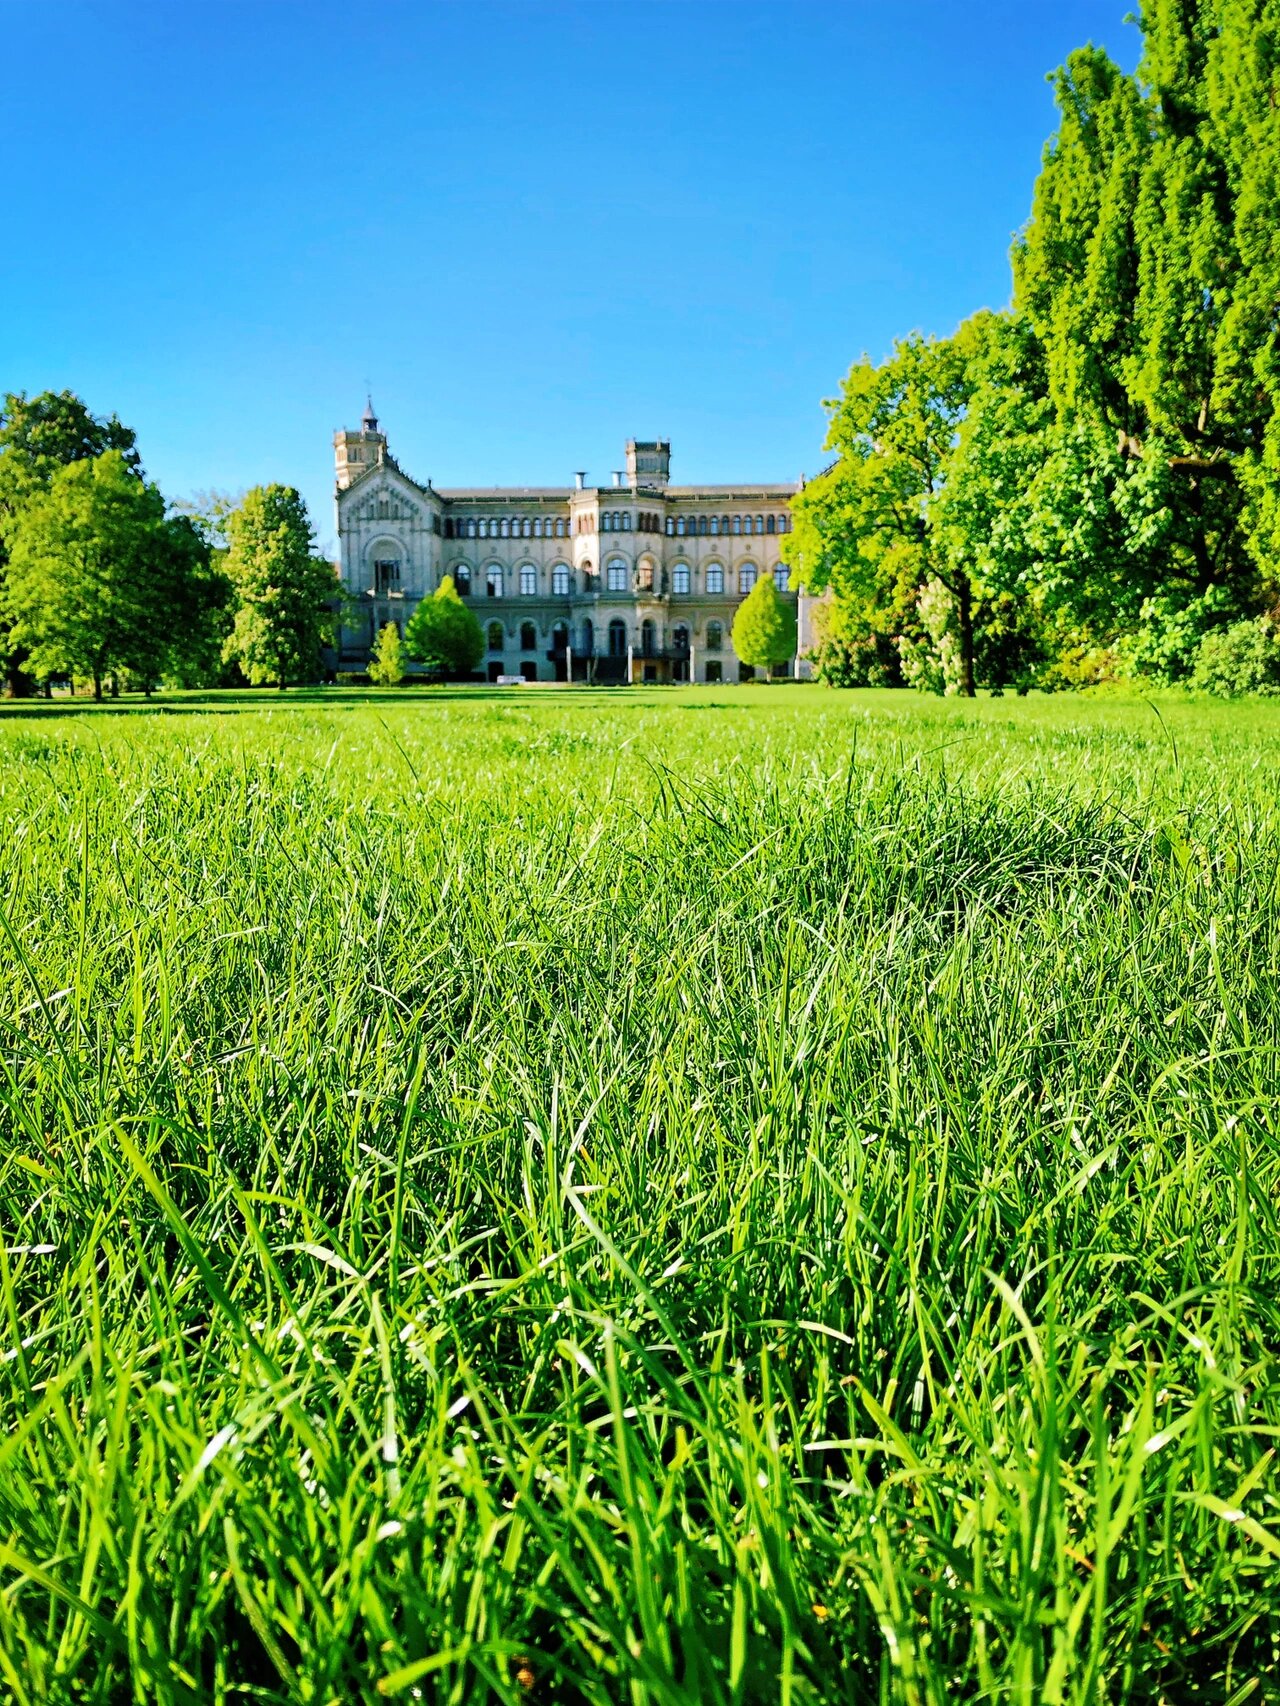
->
[334,403,812,683]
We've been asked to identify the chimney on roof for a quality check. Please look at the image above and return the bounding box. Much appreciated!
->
[574,471,586,490]
[612,470,623,487]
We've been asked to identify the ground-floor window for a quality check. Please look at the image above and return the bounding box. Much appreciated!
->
[487,661,503,682]
[608,619,627,657]
[739,662,755,682]
[520,661,538,682]
[705,662,722,683]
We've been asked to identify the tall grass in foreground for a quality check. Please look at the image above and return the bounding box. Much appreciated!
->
[0,687,1278,1704]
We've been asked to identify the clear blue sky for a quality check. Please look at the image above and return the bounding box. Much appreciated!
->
[5,1,1140,551]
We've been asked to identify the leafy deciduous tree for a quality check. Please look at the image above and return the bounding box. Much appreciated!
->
[4,451,205,699]
[368,622,405,686]
[731,572,797,677]
[222,486,337,689]
[404,575,484,679]
[0,391,141,696]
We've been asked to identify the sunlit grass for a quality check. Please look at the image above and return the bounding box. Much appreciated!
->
[1,684,1278,1703]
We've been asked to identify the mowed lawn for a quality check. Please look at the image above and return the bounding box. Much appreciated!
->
[1,684,1278,1704]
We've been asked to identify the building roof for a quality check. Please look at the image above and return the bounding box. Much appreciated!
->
[338,461,798,505]
[434,487,575,500]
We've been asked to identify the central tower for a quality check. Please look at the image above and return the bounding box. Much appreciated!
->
[625,439,670,487]
[334,397,387,489]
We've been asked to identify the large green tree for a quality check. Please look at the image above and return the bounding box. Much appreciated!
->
[404,575,484,679]
[1013,4,1280,654]
[731,573,797,676]
[784,330,983,692]
[4,451,206,698]
[222,486,337,689]
[0,391,141,695]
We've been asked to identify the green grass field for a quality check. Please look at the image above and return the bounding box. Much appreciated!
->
[1,684,1278,1704]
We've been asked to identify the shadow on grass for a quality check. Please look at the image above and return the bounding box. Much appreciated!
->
[0,686,683,720]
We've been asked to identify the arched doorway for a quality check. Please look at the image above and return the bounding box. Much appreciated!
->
[608,619,627,658]
[640,619,656,657]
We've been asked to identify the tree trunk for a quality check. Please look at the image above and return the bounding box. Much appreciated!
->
[93,673,102,702]
[956,575,976,698]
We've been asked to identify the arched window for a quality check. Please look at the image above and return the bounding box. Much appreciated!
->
[672,562,690,595]
[766,514,776,534]
[622,513,632,531]
[710,516,720,535]
[738,564,757,594]
[552,562,570,595]
[455,566,471,596]
[705,563,724,594]
[486,565,503,598]
[608,619,627,657]
[555,517,566,538]
[583,617,595,655]
[754,515,765,534]
[487,622,504,652]
[466,518,477,539]
[519,564,537,595]
[637,560,653,591]
[478,519,488,539]
[606,558,628,592]
[706,620,723,651]
[640,618,656,656]
[676,516,686,536]
[499,518,510,538]
[532,517,543,538]
[551,620,568,651]
[665,517,675,536]
[444,518,455,539]
[698,515,708,536]
[774,566,790,592]
[779,514,790,533]
[673,624,689,653]
[523,518,532,538]
[602,512,612,532]
[520,621,537,651]
[732,515,742,535]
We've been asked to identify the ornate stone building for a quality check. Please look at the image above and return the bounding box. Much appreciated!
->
[334,402,810,683]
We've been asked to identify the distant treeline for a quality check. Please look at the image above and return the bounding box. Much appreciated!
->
[0,392,336,698]
[783,1,1280,697]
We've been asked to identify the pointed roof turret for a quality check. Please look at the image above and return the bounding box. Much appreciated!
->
[362,395,379,433]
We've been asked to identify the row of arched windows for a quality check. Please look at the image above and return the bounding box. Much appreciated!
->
[446,515,569,540]
[599,510,663,533]
[439,510,790,540]
[670,513,789,537]
[450,559,790,598]
[484,617,727,656]
[454,563,573,597]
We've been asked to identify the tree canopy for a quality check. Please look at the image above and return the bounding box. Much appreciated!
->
[4,451,206,698]
[731,572,797,675]
[222,486,337,689]
[789,0,1280,694]
[0,391,143,695]
[404,575,484,679]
